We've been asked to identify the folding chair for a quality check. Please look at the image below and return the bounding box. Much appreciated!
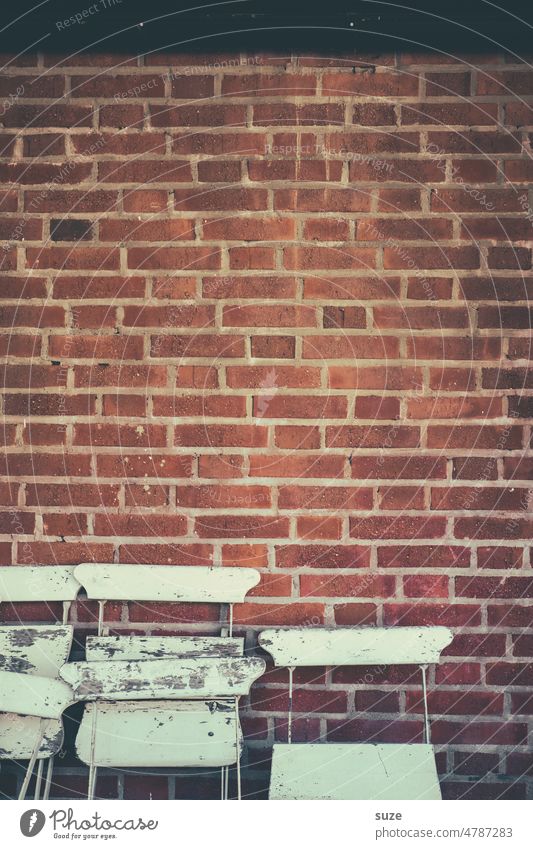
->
[0,566,81,799]
[60,563,265,800]
[258,626,453,800]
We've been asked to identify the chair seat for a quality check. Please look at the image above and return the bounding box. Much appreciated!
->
[269,743,442,800]
[75,700,241,768]
[0,715,63,760]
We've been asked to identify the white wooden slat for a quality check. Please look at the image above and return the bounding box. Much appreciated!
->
[0,566,81,603]
[0,626,74,676]
[0,715,63,760]
[259,627,453,667]
[74,564,260,603]
[86,636,244,661]
[61,656,266,701]
[269,743,442,800]
[75,700,241,768]
[0,671,73,719]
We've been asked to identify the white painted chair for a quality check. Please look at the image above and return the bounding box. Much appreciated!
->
[0,566,81,799]
[258,626,453,800]
[60,564,265,800]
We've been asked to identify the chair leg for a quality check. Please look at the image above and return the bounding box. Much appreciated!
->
[87,704,99,800]
[234,697,241,801]
[43,757,54,801]
[18,721,45,801]
[34,759,44,800]
[87,765,98,801]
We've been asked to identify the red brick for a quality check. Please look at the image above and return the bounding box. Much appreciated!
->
[175,425,267,448]
[151,335,245,359]
[301,574,394,598]
[233,602,324,626]
[345,361,421,391]
[279,485,372,510]
[378,545,470,568]
[323,72,418,97]
[334,603,377,625]
[194,515,289,539]
[351,455,446,479]
[327,425,420,448]
[223,304,316,327]
[127,247,220,270]
[198,455,244,479]
[96,451,193,479]
[296,516,343,539]
[27,248,119,271]
[276,545,370,570]
[384,603,481,627]
[428,426,523,450]
[94,515,187,537]
[26,484,119,507]
[74,424,167,447]
[221,544,268,568]
[402,102,498,125]
[174,187,267,211]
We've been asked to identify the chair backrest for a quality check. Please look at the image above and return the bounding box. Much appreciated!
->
[0,670,73,719]
[0,625,73,676]
[75,564,260,603]
[86,635,244,661]
[75,563,260,637]
[0,566,81,603]
[258,626,453,745]
[258,626,453,667]
[60,656,266,702]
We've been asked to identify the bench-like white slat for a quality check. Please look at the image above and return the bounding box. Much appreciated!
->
[0,626,74,676]
[0,715,63,760]
[86,636,244,661]
[0,671,73,720]
[259,627,453,667]
[75,564,260,603]
[0,566,81,602]
[269,743,442,800]
[75,700,241,768]
[61,656,265,701]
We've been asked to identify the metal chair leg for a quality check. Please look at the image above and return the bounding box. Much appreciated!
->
[34,759,44,800]
[420,664,431,744]
[18,721,45,801]
[43,757,54,800]
[87,704,99,800]
[234,697,241,801]
[87,765,98,801]
[221,766,228,800]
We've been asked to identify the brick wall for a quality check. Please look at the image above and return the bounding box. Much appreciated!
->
[0,49,532,800]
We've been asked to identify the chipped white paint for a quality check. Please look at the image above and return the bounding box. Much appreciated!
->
[259,627,453,667]
[0,566,81,602]
[75,700,241,768]
[0,715,63,760]
[0,671,73,719]
[75,564,260,603]
[269,743,442,800]
[86,635,244,661]
[0,626,74,676]
[61,656,266,701]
